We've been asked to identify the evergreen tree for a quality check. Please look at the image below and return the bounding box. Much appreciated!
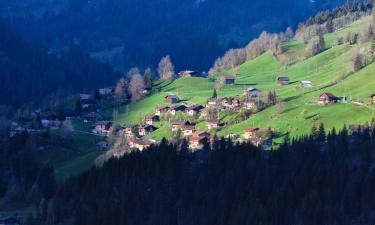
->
[75,99,83,114]
[212,88,218,99]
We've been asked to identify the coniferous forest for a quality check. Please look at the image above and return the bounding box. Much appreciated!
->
[42,126,375,225]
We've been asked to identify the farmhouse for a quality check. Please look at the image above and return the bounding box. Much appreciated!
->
[220,76,236,85]
[186,105,204,116]
[178,70,201,78]
[155,106,169,116]
[318,93,340,104]
[171,120,190,132]
[243,127,259,139]
[93,121,112,136]
[170,105,187,115]
[145,115,160,125]
[128,138,152,151]
[182,124,196,136]
[138,125,157,136]
[243,88,260,97]
[207,98,221,106]
[122,125,135,136]
[300,81,312,88]
[207,119,220,130]
[165,95,180,104]
[231,97,241,107]
[243,101,256,110]
[277,76,290,85]
[371,94,375,104]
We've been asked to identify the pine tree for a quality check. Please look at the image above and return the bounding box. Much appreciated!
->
[212,88,218,99]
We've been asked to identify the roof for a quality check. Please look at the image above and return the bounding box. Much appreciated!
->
[132,138,152,146]
[244,127,259,132]
[182,124,196,130]
[301,80,312,84]
[320,92,337,98]
[245,88,259,92]
[187,105,204,111]
[139,125,156,130]
[190,136,208,142]
[192,131,210,138]
[207,119,219,124]
[165,95,179,99]
[157,106,170,110]
[145,115,158,119]
[220,75,236,80]
[171,120,188,126]
[277,76,290,81]
[170,105,187,110]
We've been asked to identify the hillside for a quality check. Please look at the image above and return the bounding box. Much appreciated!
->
[106,14,375,143]
[3,0,348,71]
[0,23,120,107]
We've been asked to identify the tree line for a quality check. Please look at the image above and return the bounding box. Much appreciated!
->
[32,123,375,225]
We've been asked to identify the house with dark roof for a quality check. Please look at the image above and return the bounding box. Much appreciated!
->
[165,95,180,104]
[145,115,160,125]
[186,105,204,116]
[243,88,261,97]
[277,76,290,85]
[207,119,220,130]
[318,93,340,104]
[244,127,259,139]
[93,121,112,136]
[170,105,187,115]
[155,106,169,116]
[171,120,190,132]
[220,76,236,85]
[129,138,153,151]
[138,125,157,136]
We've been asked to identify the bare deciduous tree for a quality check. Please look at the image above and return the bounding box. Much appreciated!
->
[114,77,128,105]
[158,56,175,81]
[129,72,146,102]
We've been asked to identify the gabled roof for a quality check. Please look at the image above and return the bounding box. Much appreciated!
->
[207,119,219,124]
[320,92,337,98]
[187,105,204,111]
[220,75,236,80]
[165,95,179,99]
[145,115,159,119]
[170,105,187,110]
[244,127,259,132]
[171,120,189,126]
[277,76,290,81]
[157,106,170,110]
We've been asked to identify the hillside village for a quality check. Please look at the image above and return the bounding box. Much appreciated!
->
[7,2,375,160]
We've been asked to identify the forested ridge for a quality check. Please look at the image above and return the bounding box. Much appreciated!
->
[4,0,349,71]
[0,23,120,107]
[43,125,375,225]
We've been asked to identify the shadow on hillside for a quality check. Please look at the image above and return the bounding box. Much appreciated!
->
[284,95,300,102]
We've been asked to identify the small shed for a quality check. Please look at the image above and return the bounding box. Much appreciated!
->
[220,76,236,85]
[277,77,290,85]
[165,95,180,104]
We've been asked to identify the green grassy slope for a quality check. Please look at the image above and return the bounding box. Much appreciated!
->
[111,15,375,142]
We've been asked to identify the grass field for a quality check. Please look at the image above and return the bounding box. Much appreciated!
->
[109,14,375,142]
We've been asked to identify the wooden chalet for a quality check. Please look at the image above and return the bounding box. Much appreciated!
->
[165,95,180,104]
[182,124,196,136]
[277,76,290,85]
[299,81,312,88]
[243,88,260,97]
[371,94,375,104]
[122,125,135,136]
[155,106,169,116]
[138,125,157,136]
[188,131,210,150]
[178,70,201,78]
[145,115,160,125]
[243,127,259,139]
[207,119,220,130]
[318,93,339,104]
[220,76,236,85]
[129,138,152,151]
[93,121,112,136]
[186,105,204,116]
[170,105,187,115]
[171,120,190,132]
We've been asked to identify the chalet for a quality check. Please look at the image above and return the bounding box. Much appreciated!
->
[138,125,157,136]
[277,76,290,85]
[243,88,260,97]
[99,87,113,95]
[0,217,21,225]
[318,93,340,104]
[207,98,221,106]
[122,125,135,136]
[145,115,160,125]
[178,70,201,78]
[220,76,236,85]
[232,97,241,107]
[186,105,204,116]
[96,141,111,151]
[221,98,232,108]
[170,105,187,115]
[171,120,190,132]
[300,81,312,88]
[182,124,196,136]
[93,121,113,136]
[165,95,180,104]
[80,94,91,100]
[371,94,375,104]
[192,131,210,139]
[155,106,169,116]
[207,119,220,130]
[189,136,208,150]
[243,101,256,110]
[129,138,152,151]
[243,127,259,139]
